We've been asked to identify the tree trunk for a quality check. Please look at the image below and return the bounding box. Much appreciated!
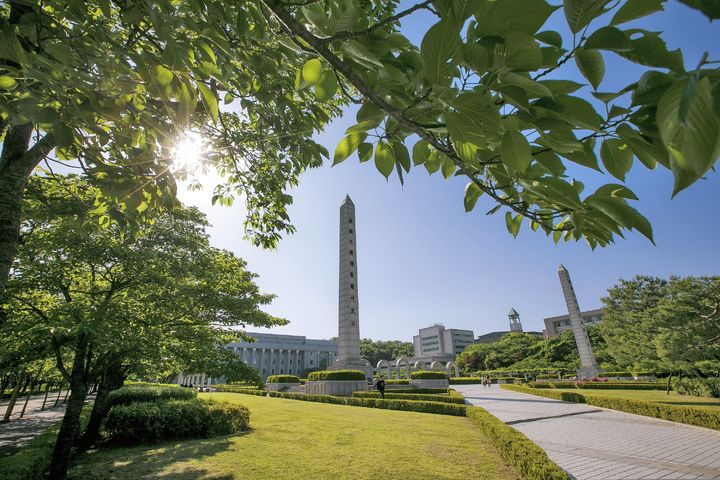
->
[667,374,672,395]
[54,385,63,406]
[0,124,34,309]
[0,375,9,399]
[19,386,32,418]
[2,374,24,422]
[41,382,51,410]
[48,336,90,480]
[78,365,124,449]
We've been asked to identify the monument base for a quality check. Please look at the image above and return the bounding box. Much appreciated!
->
[576,366,600,380]
[305,380,368,396]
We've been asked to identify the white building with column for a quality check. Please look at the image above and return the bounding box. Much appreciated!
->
[226,332,338,381]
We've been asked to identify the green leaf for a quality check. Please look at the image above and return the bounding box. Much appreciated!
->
[575,48,605,90]
[358,143,373,163]
[441,157,456,179]
[425,150,442,174]
[421,20,462,86]
[505,212,523,237]
[611,0,665,25]
[494,31,543,71]
[314,71,338,101]
[334,133,368,166]
[501,72,552,98]
[301,58,323,84]
[616,123,666,170]
[474,0,559,36]
[584,26,631,51]
[413,140,431,166]
[536,30,563,47]
[585,196,654,242]
[375,142,395,179]
[563,0,611,33]
[464,182,483,212]
[600,139,634,181]
[461,43,489,73]
[561,140,602,170]
[52,122,74,148]
[197,83,218,122]
[153,65,174,86]
[393,142,411,173]
[539,80,585,95]
[618,31,684,72]
[594,183,639,200]
[678,0,720,19]
[535,95,604,130]
[356,102,384,123]
[501,130,532,174]
[656,77,720,195]
[0,75,17,90]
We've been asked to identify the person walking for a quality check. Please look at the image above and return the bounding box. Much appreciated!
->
[375,375,386,399]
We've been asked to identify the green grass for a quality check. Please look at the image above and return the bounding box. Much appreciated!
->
[552,389,720,411]
[67,392,519,480]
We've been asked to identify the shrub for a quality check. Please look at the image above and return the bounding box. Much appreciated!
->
[384,388,449,394]
[0,408,91,480]
[352,392,466,404]
[466,407,569,480]
[410,370,448,379]
[307,370,366,381]
[384,379,410,385]
[672,378,720,398]
[536,374,560,379]
[502,384,586,403]
[265,375,300,384]
[600,371,633,378]
[107,384,196,407]
[105,398,249,443]
[576,382,666,391]
[449,377,484,384]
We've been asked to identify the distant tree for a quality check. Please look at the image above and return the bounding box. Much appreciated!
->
[360,338,414,367]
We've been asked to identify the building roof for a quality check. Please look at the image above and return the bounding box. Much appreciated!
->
[543,308,604,322]
[508,307,519,317]
[474,331,543,344]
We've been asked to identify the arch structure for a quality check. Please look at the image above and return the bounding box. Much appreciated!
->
[395,357,410,379]
[430,360,443,371]
[445,361,460,378]
[413,360,425,371]
[376,360,391,378]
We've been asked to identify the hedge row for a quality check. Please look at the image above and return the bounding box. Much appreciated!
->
[352,391,466,404]
[466,406,569,480]
[449,377,484,384]
[214,386,466,416]
[599,371,633,377]
[410,370,448,379]
[307,370,366,381]
[502,385,720,431]
[0,408,91,480]
[105,398,250,443]
[671,378,720,398]
[265,375,300,384]
[107,384,196,407]
[384,388,449,394]
[528,381,665,390]
[385,379,410,385]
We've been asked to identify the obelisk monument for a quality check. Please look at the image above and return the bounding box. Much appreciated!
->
[558,265,600,379]
[332,196,369,375]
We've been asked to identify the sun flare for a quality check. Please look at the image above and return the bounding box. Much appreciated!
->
[171,131,207,172]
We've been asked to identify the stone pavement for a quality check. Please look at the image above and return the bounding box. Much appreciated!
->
[455,384,720,480]
[0,391,69,456]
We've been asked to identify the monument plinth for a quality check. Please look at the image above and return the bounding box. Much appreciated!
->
[332,195,371,377]
[558,265,600,379]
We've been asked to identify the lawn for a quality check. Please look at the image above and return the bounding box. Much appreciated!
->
[67,392,519,480]
[552,388,720,411]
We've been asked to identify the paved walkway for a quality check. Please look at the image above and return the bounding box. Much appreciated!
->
[0,391,69,456]
[455,385,720,480]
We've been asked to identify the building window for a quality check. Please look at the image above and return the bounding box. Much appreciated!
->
[350,250,354,255]
[350,283,354,289]
[310,359,314,366]
[349,228,353,233]
[350,272,354,278]
[350,296,355,300]
[350,261,354,266]
[351,321,355,326]
[350,308,355,313]
[349,218,353,224]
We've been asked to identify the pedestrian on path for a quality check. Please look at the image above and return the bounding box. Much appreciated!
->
[374,376,386,398]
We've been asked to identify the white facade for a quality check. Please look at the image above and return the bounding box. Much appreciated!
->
[412,324,475,359]
[226,332,338,380]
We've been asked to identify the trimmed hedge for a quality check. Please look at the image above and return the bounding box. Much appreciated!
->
[502,385,720,431]
[672,378,720,398]
[0,407,91,480]
[529,381,666,390]
[466,407,569,480]
[214,386,466,416]
[449,377,484,384]
[352,391,466,404]
[105,398,250,443]
[599,371,633,377]
[107,384,197,407]
[385,388,449,394]
[265,375,300,384]
[307,370,366,381]
[410,370,448,380]
[385,379,410,385]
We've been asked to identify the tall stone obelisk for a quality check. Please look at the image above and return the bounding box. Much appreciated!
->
[558,265,600,379]
[332,196,369,375]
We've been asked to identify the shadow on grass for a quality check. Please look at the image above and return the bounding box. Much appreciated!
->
[68,431,253,480]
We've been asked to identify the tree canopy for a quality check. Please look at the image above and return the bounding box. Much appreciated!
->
[360,338,414,366]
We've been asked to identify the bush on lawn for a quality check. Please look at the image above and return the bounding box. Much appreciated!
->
[265,375,300,384]
[383,388,449,394]
[535,374,560,379]
[466,407,569,480]
[671,378,720,398]
[107,384,196,407]
[385,379,410,385]
[105,398,249,443]
[307,370,366,381]
[352,391,466,404]
[599,371,633,378]
[502,384,586,403]
[0,408,91,480]
[576,382,666,391]
[410,370,448,380]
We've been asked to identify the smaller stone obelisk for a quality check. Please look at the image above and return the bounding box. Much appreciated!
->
[508,308,523,332]
[332,195,369,376]
[558,265,599,379]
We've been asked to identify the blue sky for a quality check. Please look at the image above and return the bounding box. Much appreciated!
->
[179,1,719,342]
